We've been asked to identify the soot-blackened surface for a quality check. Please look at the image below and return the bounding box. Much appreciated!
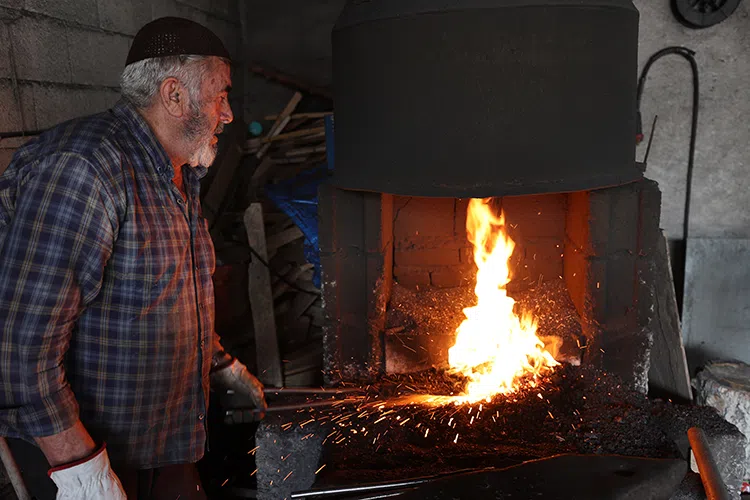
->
[312,365,690,485]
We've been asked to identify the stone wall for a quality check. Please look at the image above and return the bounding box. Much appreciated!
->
[0,0,246,175]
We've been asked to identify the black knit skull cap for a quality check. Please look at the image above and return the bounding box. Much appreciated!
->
[126,17,231,66]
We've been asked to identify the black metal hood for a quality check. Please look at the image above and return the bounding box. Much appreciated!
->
[331,0,642,197]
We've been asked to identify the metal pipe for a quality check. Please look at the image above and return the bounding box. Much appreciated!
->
[0,437,31,500]
[688,427,731,500]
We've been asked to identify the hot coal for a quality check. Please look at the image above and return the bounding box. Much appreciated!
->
[386,283,474,336]
[509,280,585,363]
[279,364,735,486]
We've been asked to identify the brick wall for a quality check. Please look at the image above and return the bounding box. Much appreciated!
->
[0,0,245,175]
[393,194,567,289]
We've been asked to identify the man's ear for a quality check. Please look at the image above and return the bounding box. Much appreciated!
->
[159,77,185,118]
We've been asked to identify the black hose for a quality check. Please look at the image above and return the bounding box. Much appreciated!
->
[637,46,699,243]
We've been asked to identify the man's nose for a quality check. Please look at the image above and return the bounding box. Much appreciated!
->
[220,100,234,124]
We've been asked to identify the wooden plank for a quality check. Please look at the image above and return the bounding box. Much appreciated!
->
[244,204,283,387]
[256,115,291,159]
[262,127,325,144]
[251,157,278,187]
[266,226,304,256]
[273,263,314,299]
[264,111,333,121]
[256,92,302,160]
[290,292,320,321]
[648,231,692,402]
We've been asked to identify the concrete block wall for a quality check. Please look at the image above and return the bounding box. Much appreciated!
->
[563,180,663,392]
[0,0,245,175]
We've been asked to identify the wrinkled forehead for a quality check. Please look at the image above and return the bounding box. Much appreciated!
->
[201,58,232,95]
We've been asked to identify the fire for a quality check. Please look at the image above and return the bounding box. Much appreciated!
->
[448,198,558,403]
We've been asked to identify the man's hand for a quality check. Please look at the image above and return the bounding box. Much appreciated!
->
[48,443,126,500]
[210,358,268,424]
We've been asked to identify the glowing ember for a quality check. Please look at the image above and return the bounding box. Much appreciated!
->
[448,198,558,402]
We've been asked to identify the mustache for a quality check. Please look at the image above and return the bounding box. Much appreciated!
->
[214,124,224,135]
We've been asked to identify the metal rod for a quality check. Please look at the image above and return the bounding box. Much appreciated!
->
[688,427,730,500]
[291,468,487,499]
[291,477,432,498]
[264,387,364,396]
[0,437,31,500]
[231,397,365,416]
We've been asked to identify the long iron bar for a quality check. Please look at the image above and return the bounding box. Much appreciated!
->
[263,387,364,396]
[688,427,730,500]
[291,468,488,498]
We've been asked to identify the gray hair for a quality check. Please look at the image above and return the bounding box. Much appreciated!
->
[120,55,214,109]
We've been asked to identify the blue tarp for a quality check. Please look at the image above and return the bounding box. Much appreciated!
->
[265,165,328,288]
[264,116,334,289]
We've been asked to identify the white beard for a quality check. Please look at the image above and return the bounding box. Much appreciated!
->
[188,137,218,167]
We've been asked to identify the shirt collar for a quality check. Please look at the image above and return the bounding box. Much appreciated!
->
[112,99,172,179]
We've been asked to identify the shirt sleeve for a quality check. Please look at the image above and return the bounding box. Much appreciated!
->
[0,153,116,438]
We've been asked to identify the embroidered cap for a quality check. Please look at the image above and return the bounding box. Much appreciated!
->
[126,17,231,66]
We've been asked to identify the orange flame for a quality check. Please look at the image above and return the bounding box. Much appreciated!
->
[448,198,558,403]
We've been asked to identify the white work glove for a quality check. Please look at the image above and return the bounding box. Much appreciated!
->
[48,443,126,500]
[210,357,268,424]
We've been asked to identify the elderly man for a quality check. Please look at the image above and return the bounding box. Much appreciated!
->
[0,17,266,500]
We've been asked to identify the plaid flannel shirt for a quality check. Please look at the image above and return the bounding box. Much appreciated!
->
[0,100,221,468]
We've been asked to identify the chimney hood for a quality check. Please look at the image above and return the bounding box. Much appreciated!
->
[331,0,642,198]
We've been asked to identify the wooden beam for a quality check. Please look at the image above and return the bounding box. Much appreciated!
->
[244,204,283,387]
[256,91,302,159]
[266,226,304,257]
[264,111,332,121]
[262,127,325,144]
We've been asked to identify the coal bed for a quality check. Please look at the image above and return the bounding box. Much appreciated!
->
[253,364,745,499]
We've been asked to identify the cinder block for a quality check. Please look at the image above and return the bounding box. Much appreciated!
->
[152,0,180,19]
[32,84,107,129]
[394,248,460,267]
[0,148,16,176]
[511,237,564,284]
[604,252,638,324]
[393,196,455,244]
[0,81,22,132]
[0,22,11,79]
[176,0,212,13]
[430,264,474,288]
[393,266,430,288]
[97,0,151,36]
[203,15,240,60]
[9,16,71,83]
[210,0,235,19]
[605,183,639,256]
[566,191,590,251]
[638,179,662,257]
[0,1,23,9]
[454,197,470,236]
[503,193,567,241]
[174,2,209,24]
[68,28,130,87]
[26,0,98,26]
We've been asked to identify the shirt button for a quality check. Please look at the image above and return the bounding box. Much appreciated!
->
[200,340,205,348]
[198,413,205,421]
